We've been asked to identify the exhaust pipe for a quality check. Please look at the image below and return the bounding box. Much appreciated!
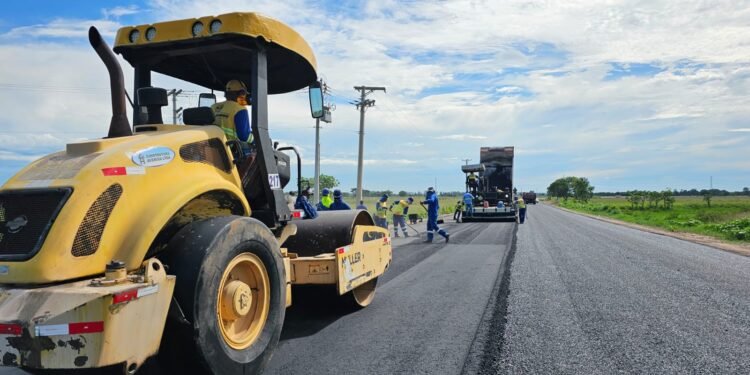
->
[88,26,132,138]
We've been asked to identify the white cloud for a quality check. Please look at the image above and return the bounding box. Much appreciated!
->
[1,0,750,192]
[434,134,488,141]
[302,158,418,166]
[1,19,122,39]
[102,5,140,19]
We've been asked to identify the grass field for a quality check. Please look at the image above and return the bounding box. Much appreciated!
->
[556,196,750,243]
[327,195,458,222]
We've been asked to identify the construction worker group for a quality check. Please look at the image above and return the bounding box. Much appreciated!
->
[211,79,453,241]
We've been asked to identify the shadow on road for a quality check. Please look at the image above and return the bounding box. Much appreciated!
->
[279,285,359,341]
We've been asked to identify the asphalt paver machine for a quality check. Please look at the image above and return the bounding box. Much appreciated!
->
[461,146,517,222]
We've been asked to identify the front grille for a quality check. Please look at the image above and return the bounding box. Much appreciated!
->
[180,138,231,172]
[72,184,123,257]
[0,188,72,261]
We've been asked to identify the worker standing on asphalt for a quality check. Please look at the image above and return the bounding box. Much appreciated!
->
[329,189,351,210]
[390,197,413,237]
[356,200,368,210]
[463,191,474,217]
[422,187,449,243]
[317,188,333,211]
[374,194,389,229]
[516,196,527,224]
[453,199,464,222]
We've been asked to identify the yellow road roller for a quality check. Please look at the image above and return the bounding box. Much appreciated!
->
[0,12,391,374]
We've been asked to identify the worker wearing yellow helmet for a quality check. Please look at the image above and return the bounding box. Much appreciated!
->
[211,79,254,151]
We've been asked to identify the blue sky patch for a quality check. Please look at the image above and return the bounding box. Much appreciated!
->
[606,62,665,80]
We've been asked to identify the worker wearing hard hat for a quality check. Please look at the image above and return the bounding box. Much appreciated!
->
[212,79,254,151]
[317,188,333,211]
[390,197,413,237]
[294,188,318,219]
[467,172,479,194]
[463,191,474,218]
[421,187,449,243]
[374,194,389,229]
[329,189,351,210]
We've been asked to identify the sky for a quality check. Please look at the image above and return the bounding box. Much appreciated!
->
[0,0,748,194]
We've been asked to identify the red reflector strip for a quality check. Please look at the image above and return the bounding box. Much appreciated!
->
[35,321,103,336]
[102,167,126,176]
[112,289,138,304]
[291,210,304,219]
[337,246,350,254]
[112,285,159,305]
[0,324,22,336]
[69,321,104,335]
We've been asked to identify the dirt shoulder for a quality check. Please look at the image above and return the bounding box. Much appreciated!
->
[546,202,750,257]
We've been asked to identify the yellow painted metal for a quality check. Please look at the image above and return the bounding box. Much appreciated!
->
[0,125,249,284]
[217,253,270,350]
[0,259,175,370]
[336,226,391,295]
[114,12,316,75]
[289,254,337,285]
[287,224,392,297]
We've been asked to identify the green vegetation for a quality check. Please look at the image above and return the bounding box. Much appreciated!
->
[300,174,340,190]
[340,195,456,222]
[557,196,750,243]
[547,176,594,202]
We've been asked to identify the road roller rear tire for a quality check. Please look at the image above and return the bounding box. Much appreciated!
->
[158,216,285,375]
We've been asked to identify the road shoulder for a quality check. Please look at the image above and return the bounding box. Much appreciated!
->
[546,202,750,257]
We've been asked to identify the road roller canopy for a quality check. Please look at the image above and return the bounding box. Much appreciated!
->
[113,12,318,94]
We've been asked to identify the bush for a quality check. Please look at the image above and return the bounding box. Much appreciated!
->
[709,218,750,240]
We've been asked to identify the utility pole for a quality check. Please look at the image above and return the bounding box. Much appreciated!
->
[462,158,471,165]
[353,85,386,202]
[314,80,332,203]
[167,89,183,124]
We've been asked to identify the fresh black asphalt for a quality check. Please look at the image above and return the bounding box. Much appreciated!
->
[4,203,750,374]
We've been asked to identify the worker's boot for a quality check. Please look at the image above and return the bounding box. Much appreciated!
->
[394,231,400,238]
[438,229,449,243]
[404,231,409,238]
[423,232,433,243]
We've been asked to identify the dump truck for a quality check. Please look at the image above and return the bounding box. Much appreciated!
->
[522,191,537,204]
[0,13,391,375]
[460,146,516,222]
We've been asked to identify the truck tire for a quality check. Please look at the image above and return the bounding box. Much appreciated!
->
[159,216,285,375]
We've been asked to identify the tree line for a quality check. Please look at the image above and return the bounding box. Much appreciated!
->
[595,187,750,197]
[547,177,595,202]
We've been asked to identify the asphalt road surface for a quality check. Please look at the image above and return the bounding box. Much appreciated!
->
[493,203,750,374]
[4,203,750,374]
[266,218,514,374]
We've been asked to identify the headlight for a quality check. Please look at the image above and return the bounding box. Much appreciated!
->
[128,29,140,43]
[145,27,156,41]
[191,22,204,37]
[210,20,222,34]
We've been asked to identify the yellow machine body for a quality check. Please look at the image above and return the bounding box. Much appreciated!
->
[0,12,391,373]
